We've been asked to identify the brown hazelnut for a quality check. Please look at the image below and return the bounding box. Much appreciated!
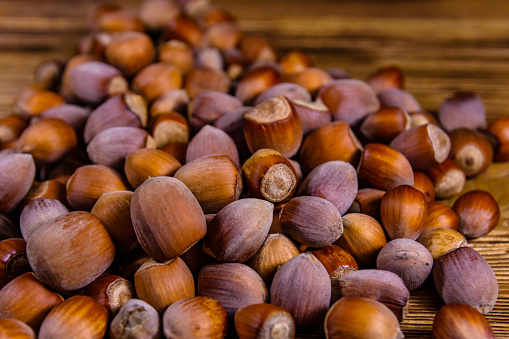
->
[132,62,182,102]
[360,106,411,144]
[246,233,300,286]
[243,96,303,158]
[426,158,466,199]
[66,164,128,211]
[448,128,494,178]
[38,295,108,339]
[452,190,500,238]
[335,213,387,269]
[131,176,206,261]
[366,65,404,93]
[0,238,31,288]
[432,303,495,339]
[235,303,295,339]
[346,188,385,221]
[325,297,404,339]
[174,155,242,214]
[105,31,155,77]
[26,211,115,293]
[380,185,428,240]
[125,148,182,189]
[134,258,195,314]
[163,296,229,339]
[413,171,435,202]
[299,121,363,175]
[357,143,414,191]
[82,274,135,316]
[0,318,36,339]
[242,149,298,204]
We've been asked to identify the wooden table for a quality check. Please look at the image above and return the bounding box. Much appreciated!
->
[1,0,508,337]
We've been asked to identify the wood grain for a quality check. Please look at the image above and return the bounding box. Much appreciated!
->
[1,0,509,337]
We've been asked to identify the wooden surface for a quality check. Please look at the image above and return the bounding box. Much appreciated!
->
[1,0,509,338]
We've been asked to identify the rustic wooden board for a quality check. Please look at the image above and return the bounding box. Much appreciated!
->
[1,0,509,337]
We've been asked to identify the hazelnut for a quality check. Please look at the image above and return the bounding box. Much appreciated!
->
[26,211,116,293]
[426,158,466,199]
[416,228,467,260]
[378,88,422,113]
[336,213,387,268]
[187,91,242,131]
[66,164,128,211]
[110,299,161,339]
[357,143,414,191]
[204,198,273,262]
[83,93,147,143]
[422,200,460,231]
[432,303,495,339]
[243,96,302,158]
[105,31,155,77]
[134,258,195,314]
[291,99,332,135]
[163,296,229,339]
[346,188,385,221]
[242,149,298,204]
[299,121,363,175]
[125,148,182,189]
[325,296,404,339]
[389,123,451,171]
[235,66,280,104]
[433,246,498,314]
[336,269,410,321]
[86,126,156,170]
[0,272,63,332]
[174,155,242,214]
[452,190,500,238]
[282,67,333,96]
[253,82,311,106]
[376,238,433,291]
[148,112,190,148]
[197,263,269,319]
[448,128,493,177]
[298,160,358,215]
[0,238,31,288]
[438,91,487,132]
[366,65,404,93]
[246,233,300,286]
[158,40,194,74]
[270,253,331,328]
[184,66,231,98]
[131,176,206,261]
[412,171,435,202]
[38,295,108,339]
[82,274,135,316]
[317,79,380,126]
[360,106,411,144]
[20,197,69,242]
[17,118,78,163]
[132,62,182,102]
[0,318,36,339]
[380,185,428,240]
[185,125,240,167]
[235,303,295,339]
[280,196,343,247]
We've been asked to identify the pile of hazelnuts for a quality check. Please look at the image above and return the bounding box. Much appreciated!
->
[0,0,507,338]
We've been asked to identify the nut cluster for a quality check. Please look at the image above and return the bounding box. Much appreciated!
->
[0,0,506,337]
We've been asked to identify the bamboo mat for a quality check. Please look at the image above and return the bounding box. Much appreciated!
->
[1,0,509,337]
